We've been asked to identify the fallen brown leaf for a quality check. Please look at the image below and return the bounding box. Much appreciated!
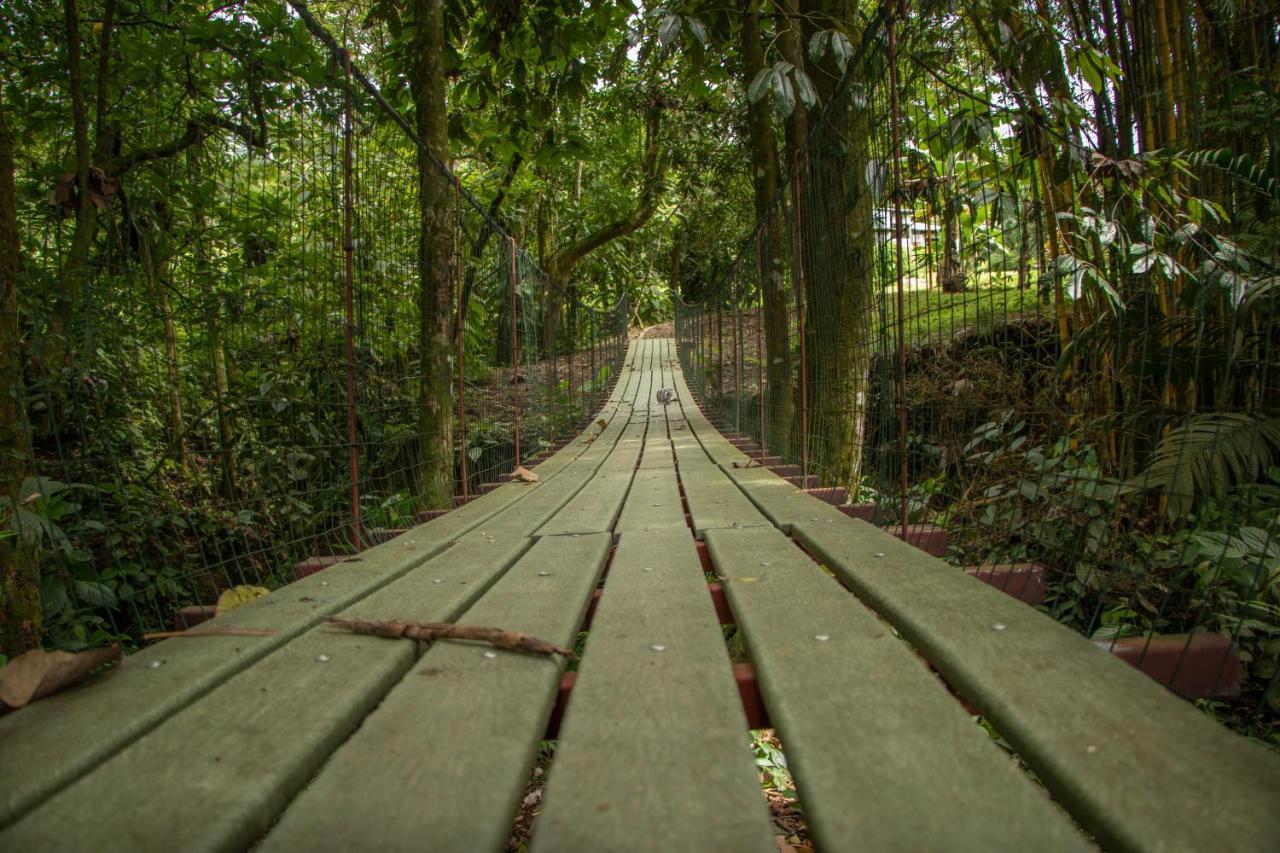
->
[595,418,608,430]
[510,466,540,483]
[0,645,122,712]
[216,584,270,613]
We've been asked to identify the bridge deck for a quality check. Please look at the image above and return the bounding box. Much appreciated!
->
[1,337,1277,852]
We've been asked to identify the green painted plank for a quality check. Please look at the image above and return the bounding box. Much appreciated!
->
[594,421,647,471]
[668,372,750,466]
[532,530,775,853]
[0,530,534,853]
[0,483,535,828]
[723,465,847,532]
[260,533,612,853]
[792,518,1280,853]
[704,526,1090,852]
[536,470,635,537]
[615,469,687,533]
[673,417,748,468]
[680,465,771,538]
[638,437,674,468]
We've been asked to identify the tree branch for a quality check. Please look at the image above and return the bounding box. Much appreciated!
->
[546,103,666,285]
[105,114,266,175]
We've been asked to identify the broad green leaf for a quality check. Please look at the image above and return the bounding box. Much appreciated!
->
[792,68,817,108]
[747,67,774,104]
[771,70,796,117]
[657,14,681,48]
[73,580,117,609]
[831,32,852,72]
[685,17,707,47]
[807,30,830,63]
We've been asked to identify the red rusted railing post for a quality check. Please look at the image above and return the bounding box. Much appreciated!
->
[793,150,809,489]
[716,290,723,414]
[755,228,766,466]
[888,10,910,536]
[453,175,467,499]
[341,48,361,549]
[733,264,742,435]
[509,236,521,465]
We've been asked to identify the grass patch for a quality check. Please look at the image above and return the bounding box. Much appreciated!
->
[877,281,1051,349]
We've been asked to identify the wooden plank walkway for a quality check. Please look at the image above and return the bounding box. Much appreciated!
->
[1,335,1277,852]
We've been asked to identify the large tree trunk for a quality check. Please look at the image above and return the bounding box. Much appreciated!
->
[47,0,96,384]
[939,195,965,293]
[140,240,186,469]
[412,0,456,509]
[0,88,39,655]
[800,0,875,491]
[775,0,810,160]
[741,0,793,455]
[209,313,236,499]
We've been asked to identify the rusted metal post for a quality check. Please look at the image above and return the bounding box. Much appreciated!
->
[547,279,555,442]
[733,265,742,435]
[716,292,724,414]
[453,175,467,499]
[793,151,810,486]
[755,229,766,465]
[509,236,521,464]
[341,49,361,549]
[888,10,910,537]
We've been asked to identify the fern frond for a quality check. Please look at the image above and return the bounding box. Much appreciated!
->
[1185,149,1280,204]
[1130,413,1280,520]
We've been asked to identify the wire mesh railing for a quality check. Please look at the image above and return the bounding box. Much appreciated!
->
[675,9,1279,743]
[4,5,625,653]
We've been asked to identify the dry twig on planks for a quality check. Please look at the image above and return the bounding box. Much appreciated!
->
[326,617,573,658]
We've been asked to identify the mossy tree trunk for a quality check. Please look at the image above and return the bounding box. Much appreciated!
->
[800,0,875,492]
[741,0,793,455]
[0,87,39,655]
[412,0,456,509]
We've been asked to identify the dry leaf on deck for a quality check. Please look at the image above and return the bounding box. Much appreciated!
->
[595,418,608,430]
[216,585,270,613]
[0,645,122,712]
[510,466,540,483]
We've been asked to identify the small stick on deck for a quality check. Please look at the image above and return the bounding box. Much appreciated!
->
[325,617,573,658]
[142,628,279,640]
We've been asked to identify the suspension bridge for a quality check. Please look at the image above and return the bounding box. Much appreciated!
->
[2,1,1279,849]
[0,335,1277,851]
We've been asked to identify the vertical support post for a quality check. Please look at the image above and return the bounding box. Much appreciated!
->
[733,266,742,435]
[755,229,766,465]
[698,303,704,394]
[340,49,361,549]
[453,176,467,499]
[509,236,521,464]
[793,150,809,487]
[547,279,554,444]
[716,292,723,416]
[888,10,910,537]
